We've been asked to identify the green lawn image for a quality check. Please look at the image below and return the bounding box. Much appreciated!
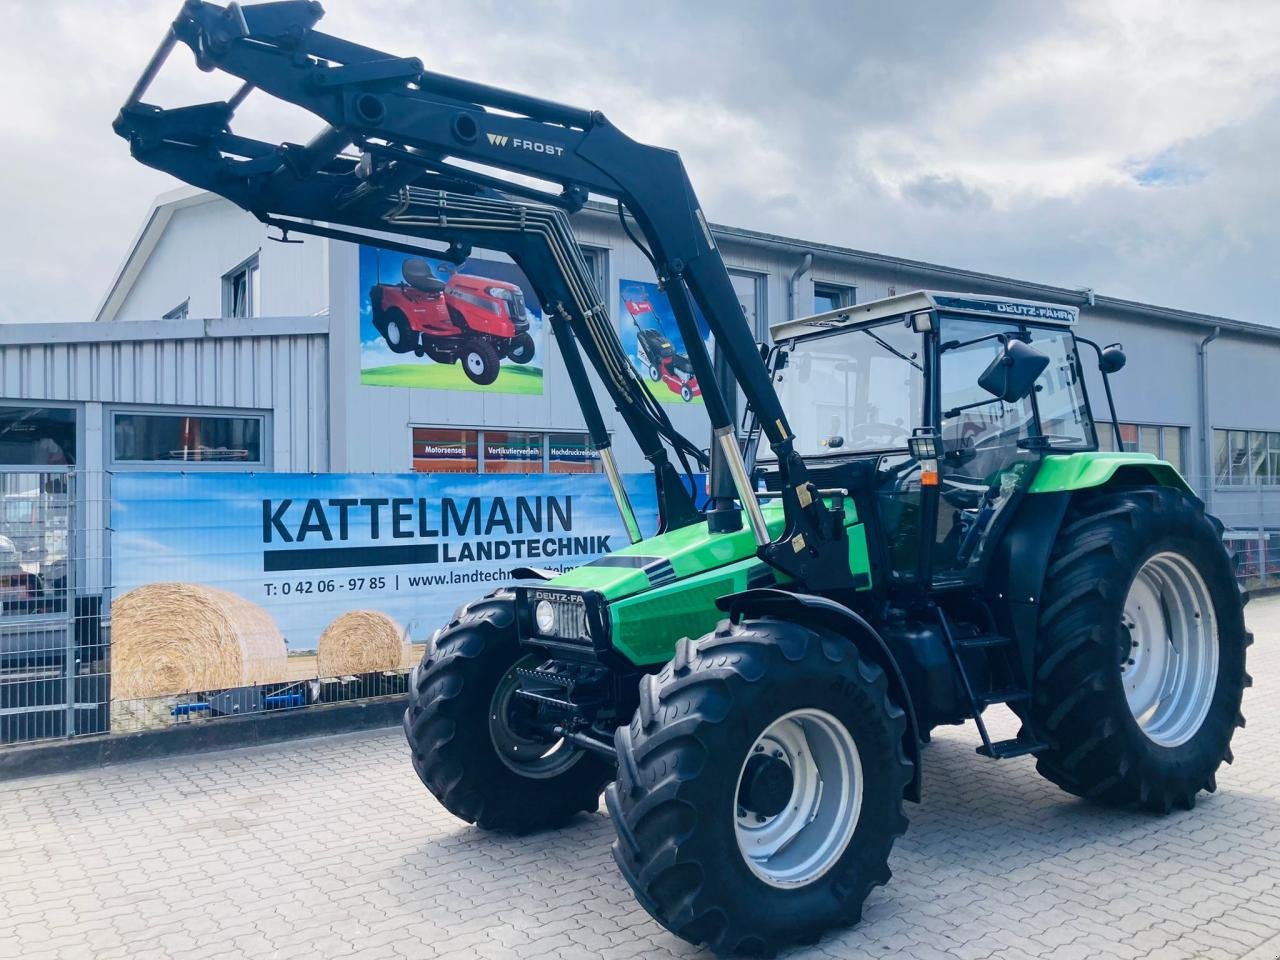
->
[361,363,544,394]
[642,376,703,405]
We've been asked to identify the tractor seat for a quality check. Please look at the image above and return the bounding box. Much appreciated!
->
[402,258,447,293]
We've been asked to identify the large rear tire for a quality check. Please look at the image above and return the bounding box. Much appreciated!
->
[379,308,415,354]
[404,593,612,832]
[607,618,912,956]
[1031,487,1250,812]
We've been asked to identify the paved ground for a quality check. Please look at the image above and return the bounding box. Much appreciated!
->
[3,601,1279,960]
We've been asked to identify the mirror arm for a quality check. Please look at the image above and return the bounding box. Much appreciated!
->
[1075,335,1123,449]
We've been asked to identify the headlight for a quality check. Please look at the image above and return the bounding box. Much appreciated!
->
[535,599,556,634]
[486,286,510,299]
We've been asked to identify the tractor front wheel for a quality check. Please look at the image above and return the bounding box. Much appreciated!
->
[404,593,612,832]
[506,333,536,364]
[460,339,501,385]
[1031,487,1250,812]
[607,618,912,956]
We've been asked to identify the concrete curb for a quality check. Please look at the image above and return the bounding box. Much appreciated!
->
[0,695,408,782]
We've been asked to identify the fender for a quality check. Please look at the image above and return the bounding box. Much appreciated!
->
[716,587,923,803]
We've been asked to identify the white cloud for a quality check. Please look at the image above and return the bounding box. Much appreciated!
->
[0,0,1276,327]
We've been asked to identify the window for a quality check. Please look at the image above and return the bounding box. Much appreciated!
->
[112,412,264,464]
[768,319,923,457]
[1213,428,1280,485]
[222,254,259,318]
[729,271,766,338]
[411,429,605,474]
[412,428,479,473]
[813,283,855,314]
[0,405,76,466]
[548,433,602,474]
[579,247,608,296]
[162,298,190,320]
[1097,422,1188,473]
[483,431,544,474]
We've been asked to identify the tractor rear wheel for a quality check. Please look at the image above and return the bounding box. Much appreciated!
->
[403,593,612,832]
[380,309,415,354]
[607,618,912,956]
[1031,487,1250,812]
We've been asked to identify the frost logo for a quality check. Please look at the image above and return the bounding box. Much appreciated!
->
[484,132,565,157]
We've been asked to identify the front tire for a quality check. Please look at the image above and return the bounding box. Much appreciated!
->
[460,339,501,385]
[608,619,912,956]
[506,333,536,364]
[1031,487,1250,812]
[403,593,612,832]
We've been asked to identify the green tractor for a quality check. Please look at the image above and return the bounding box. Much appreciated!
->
[407,293,1250,953]
[117,5,1250,954]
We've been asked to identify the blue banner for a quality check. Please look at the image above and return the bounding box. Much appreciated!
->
[111,471,663,663]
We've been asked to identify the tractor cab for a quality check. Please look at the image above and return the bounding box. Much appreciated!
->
[764,291,1105,590]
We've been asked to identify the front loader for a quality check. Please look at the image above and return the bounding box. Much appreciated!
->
[117,4,1252,955]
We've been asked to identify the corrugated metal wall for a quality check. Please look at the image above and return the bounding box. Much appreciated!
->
[0,319,330,473]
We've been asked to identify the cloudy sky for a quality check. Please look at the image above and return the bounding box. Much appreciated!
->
[3,0,1278,325]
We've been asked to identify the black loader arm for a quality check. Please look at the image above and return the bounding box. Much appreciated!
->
[114,0,855,590]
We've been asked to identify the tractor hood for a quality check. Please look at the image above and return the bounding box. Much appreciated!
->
[550,497,856,603]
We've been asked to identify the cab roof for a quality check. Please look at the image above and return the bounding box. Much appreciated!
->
[770,290,1080,342]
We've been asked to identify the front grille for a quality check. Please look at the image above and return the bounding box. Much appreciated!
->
[540,594,588,641]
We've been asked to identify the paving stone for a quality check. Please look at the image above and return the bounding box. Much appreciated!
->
[1,599,1278,960]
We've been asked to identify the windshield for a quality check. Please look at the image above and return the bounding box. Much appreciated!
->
[939,316,1094,455]
[768,319,924,457]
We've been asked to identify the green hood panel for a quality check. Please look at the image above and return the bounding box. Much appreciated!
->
[550,497,857,602]
[548,497,869,666]
[1029,452,1193,496]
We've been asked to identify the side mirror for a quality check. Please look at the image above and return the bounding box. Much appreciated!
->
[978,338,1050,403]
[1100,343,1127,374]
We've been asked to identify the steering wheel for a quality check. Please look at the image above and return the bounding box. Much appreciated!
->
[848,421,908,445]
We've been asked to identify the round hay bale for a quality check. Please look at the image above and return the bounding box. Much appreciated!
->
[316,610,408,677]
[111,583,288,700]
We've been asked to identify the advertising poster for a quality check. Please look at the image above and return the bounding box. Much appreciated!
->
[359,244,545,395]
[110,471,660,701]
[619,279,712,405]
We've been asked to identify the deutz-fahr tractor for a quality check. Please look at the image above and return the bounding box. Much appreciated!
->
[118,5,1250,955]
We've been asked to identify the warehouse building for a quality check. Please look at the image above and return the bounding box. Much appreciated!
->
[1,186,1278,740]
[3,185,1279,555]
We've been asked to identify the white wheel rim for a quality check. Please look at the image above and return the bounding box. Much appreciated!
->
[1121,551,1219,747]
[733,708,862,888]
[466,352,486,375]
[387,323,401,345]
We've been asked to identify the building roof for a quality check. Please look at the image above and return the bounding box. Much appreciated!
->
[95,189,1279,344]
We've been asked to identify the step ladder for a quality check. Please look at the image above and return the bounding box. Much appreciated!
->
[933,605,1048,760]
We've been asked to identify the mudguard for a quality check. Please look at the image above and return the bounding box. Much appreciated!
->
[715,587,924,802]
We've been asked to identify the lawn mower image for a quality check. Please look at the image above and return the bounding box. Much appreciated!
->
[370,258,537,386]
[624,296,701,402]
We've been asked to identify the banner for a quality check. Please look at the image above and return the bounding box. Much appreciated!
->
[618,279,712,405]
[359,245,545,395]
[109,471,663,699]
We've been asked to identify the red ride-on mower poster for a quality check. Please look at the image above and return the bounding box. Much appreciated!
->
[618,279,711,404]
[359,245,544,394]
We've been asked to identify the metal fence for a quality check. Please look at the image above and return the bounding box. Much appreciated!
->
[1198,479,1280,593]
[0,468,1274,751]
[0,468,107,744]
